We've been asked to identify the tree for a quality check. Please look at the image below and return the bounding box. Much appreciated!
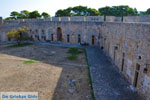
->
[55,6,100,17]
[145,8,150,15]
[87,8,100,16]
[5,17,16,20]
[98,6,113,16]
[7,26,30,45]
[98,5,138,16]
[41,12,50,18]
[10,11,21,19]
[71,6,88,16]
[29,10,41,18]
[20,10,30,18]
[55,8,72,17]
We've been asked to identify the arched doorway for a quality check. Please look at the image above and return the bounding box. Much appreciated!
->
[57,27,62,41]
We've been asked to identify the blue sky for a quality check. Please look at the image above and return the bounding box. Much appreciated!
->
[0,0,149,18]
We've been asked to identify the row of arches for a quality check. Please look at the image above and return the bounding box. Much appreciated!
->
[30,27,96,45]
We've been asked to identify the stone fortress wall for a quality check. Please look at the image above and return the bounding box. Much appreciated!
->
[101,22,150,99]
[0,16,150,99]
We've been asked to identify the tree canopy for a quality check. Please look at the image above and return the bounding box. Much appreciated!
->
[20,10,30,18]
[10,11,21,19]
[5,6,150,20]
[55,5,141,17]
[29,10,41,18]
[98,5,138,16]
[144,8,150,15]
[41,12,50,18]
[6,10,50,20]
[55,6,100,17]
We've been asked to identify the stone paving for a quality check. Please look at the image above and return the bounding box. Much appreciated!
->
[85,46,143,100]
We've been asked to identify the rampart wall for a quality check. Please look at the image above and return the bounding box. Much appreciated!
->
[101,22,150,99]
[0,16,150,99]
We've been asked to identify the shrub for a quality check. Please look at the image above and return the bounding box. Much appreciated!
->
[7,26,31,45]
[67,48,82,55]
[67,55,77,60]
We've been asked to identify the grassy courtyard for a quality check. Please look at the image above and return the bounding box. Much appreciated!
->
[0,44,92,100]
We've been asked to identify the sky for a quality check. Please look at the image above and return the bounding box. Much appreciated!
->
[0,0,149,18]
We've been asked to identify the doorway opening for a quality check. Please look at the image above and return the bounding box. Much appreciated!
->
[92,35,95,45]
[78,34,81,43]
[121,53,125,71]
[67,34,70,43]
[57,27,62,41]
[133,63,140,87]
[114,46,118,61]
[51,34,54,41]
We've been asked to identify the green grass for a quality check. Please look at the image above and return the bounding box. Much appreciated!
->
[84,49,96,100]
[6,43,33,48]
[67,55,77,60]
[67,48,83,61]
[23,59,38,64]
[67,48,83,55]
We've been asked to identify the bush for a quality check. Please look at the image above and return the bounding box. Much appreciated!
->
[67,48,82,55]
[7,26,30,45]
[67,55,77,60]
[67,48,83,61]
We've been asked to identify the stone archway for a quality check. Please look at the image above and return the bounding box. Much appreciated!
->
[57,27,62,41]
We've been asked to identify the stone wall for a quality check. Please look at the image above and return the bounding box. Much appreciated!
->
[123,15,150,22]
[86,16,104,22]
[70,16,86,21]
[123,16,140,22]
[0,21,101,45]
[0,17,3,25]
[2,15,150,23]
[106,16,122,22]
[0,17,150,99]
[139,15,150,22]
[101,22,150,99]
[52,17,61,21]
[61,17,70,21]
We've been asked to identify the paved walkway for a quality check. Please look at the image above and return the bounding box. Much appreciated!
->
[85,46,142,100]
